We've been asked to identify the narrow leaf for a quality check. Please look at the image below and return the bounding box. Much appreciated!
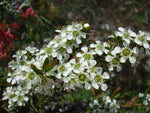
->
[42,58,57,72]
[46,60,57,72]
[42,57,50,72]
[40,16,57,29]
[30,64,43,75]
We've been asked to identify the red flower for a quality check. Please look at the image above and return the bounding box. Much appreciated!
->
[5,30,15,39]
[0,51,7,59]
[12,22,20,30]
[22,7,37,18]
[0,23,19,60]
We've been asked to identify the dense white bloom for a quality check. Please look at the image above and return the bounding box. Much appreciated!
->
[3,86,29,109]
[4,23,149,111]
[12,86,29,106]
[48,22,88,62]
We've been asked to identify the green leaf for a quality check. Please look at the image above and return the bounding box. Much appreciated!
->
[11,30,21,35]
[42,57,57,72]
[113,93,120,99]
[30,64,43,76]
[42,57,49,72]
[112,33,121,42]
[40,15,57,29]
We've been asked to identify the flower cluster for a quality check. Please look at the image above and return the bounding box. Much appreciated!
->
[22,7,37,18]
[89,95,120,113]
[0,1,10,10]
[106,27,150,72]
[139,93,150,106]
[3,86,29,108]
[0,22,19,59]
[3,22,150,111]
[3,22,95,110]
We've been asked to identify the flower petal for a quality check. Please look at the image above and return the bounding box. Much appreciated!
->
[129,56,136,64]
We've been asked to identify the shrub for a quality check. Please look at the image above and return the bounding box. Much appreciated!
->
[2,22,150,112]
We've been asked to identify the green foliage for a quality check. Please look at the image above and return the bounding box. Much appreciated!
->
[42,58,57,73]
[30,64,43,76]
[0,68,7,112]
[64,89,95,103]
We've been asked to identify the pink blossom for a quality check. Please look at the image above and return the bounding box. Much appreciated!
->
[22,7,37,18]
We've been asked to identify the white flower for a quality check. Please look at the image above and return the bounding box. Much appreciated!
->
[43,22,88,63]
[90,67,109,91]
[102,72,110,79]
[101,83,108,91]
[90,41,110,56]
[67,25,74,31]
[84,23,90,28]
[85,82,91,90]
[103,96,111,105]
[120,46,139,64]
[26,46,39,54]
[146,94,150,101]
[3,87,16,109]
[3,87,15,101]
[76,46,96,68]
[13,92,28,106]
[92,82,99,89]
[63,73,80,91]
[115,27,137,44]
[111,46,121,55]
[139,93,144,98]
[109,99,120,113]
[3,86,29,108]
[53,35,64,48]
[143,100,148,106]
[57,63,72,79]
[78,72,89,83]
[69,59,84,74]
[134,31,150,49]
[105,54,122,72]
[26,71,41,85]
[74,23,83,30]
[93,99,99,105]
[12,50,26,59]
